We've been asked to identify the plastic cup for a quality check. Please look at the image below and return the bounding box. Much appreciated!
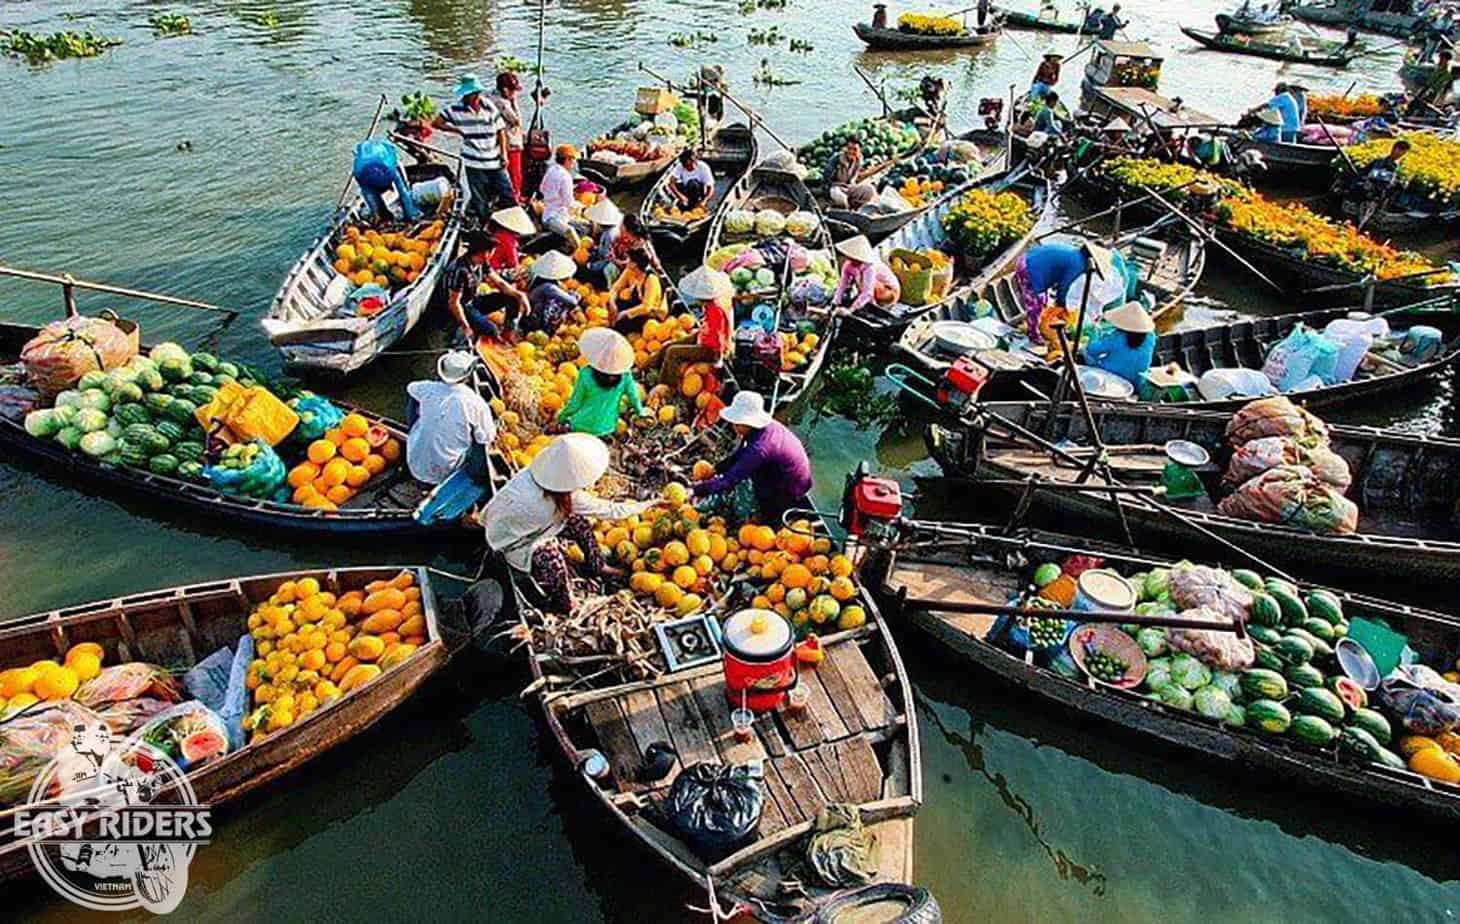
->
[731,707,755,743]
[785,684,809,717]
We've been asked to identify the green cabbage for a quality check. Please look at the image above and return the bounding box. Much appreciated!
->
[1136,627,1169,657]
[1144,657,1172,692]
[74,408,109,433]
[54,389,83,409]
[79,431,116,457]
[77,389,111,412]
[55,426,83,451]
[24,409,60,438]
[1170,653,1212,691]
[149,342,190,365]
[1193,685,1232,719]
[1224,704,1246,727]
[1135,601,1172,619]
[51,404,79,427]
[78,370,108,390]
[1144,569,1171,600]
[1211,671,1243,703]
[1128,571,1150,600]
[1159,685,1194,711]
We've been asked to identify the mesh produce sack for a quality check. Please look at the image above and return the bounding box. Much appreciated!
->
[1225,396,1330,449]
[1166,607,1256,672]
[21,314,138,399]
[203,440,287,500]
[0,701,105,806]
[1168,563,1253,624]
[1224,435,1353,491]
[1217,465,1358,535]
[75,663,183,709]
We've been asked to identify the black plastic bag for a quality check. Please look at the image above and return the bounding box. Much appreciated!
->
[665,762,764,855]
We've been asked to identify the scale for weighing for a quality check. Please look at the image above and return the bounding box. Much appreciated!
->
[654,615,723,672]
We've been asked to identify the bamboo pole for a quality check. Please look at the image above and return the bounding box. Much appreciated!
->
[0,265,239,318]
[337,94,390,209]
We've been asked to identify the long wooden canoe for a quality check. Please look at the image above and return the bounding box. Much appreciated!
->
[1227,135,1346,183]
[993,6,1083,33]
[0,320,484,536]
[0,566,481,883]
[640,124,759,249]
[496,535,924,920]
[840,166,1054,350]
[925,399,1460,584]
[264,161,464,379]
[703,162,838,413]
[582,113,726,190]
[1337,193,1460,236]
[1180,26,1356,66]
[853,21,1001,50]
[857,521,1460,821]
[1213,11,1295,37]
[892,216,1206,379]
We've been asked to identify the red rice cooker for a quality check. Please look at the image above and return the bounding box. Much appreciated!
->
[722,609,796,713]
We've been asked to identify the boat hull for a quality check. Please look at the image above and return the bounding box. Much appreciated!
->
[853,22,1000,50]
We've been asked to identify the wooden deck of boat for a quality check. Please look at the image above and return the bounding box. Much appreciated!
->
[883,560,1018,641]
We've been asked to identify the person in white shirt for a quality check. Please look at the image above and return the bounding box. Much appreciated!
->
[479,434,657,611]
[666,148,715,209]
[405,351,497,485]
[538,143,582,250]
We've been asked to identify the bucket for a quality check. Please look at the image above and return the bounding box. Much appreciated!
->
[410,177,450,209]
[1073,570,1136,615]
[722,609,796,712]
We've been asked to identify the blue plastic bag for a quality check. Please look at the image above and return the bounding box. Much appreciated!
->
[204,439,287,499]
[290,392,345,443]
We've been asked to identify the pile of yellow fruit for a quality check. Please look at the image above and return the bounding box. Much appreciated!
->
[286,412,402,512]
[594,482,741,615]
[896,176,945,208]
[0,644,105,717]
[779,330,821,372]
[243,571,425,742]
[629,313,698,370]
[651,202,709,223]
[332,220,444,294]
[741,524,866,632]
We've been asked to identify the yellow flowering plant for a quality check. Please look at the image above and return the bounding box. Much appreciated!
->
[941,188,1035,261]
[1345,132,1460,209]
[897,12,965,35]
[1308,93,1386,119]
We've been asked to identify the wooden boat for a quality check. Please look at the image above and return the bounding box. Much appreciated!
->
[993,5,1083,33]
[1227,135,1346,182]
[923,399,1460,584]
[264,161,464,378]
[892,217,1206,380]
[0,565,483,883]
[704,162,839,411]
[823,128,1009,242]
[0,319,484,536]
[503,546,924,919]
[840,167,1054,350]
[1180,26,1357,66]
[581,109,727,190]
[640,124,758,249]
[1214,10,1296,37]
[1291,0,1424,38]
[1399,60,1459,105]
[853,21,1001,50]
[856,520,1460,820]
[1337,192,1460,235]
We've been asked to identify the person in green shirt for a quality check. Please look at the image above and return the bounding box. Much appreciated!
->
[556,328,648,437]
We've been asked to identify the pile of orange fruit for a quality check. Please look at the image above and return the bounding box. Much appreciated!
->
[740,522,866,632]
[332,220,445,292]
[778,330,821,372]
[629,313,698,370]
[896,176,945,208]
[286,412,402,511]
[0,643,105,717]
[243,570,426,742]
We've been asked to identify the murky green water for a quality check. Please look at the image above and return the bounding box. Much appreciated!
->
[4,0,1460,919]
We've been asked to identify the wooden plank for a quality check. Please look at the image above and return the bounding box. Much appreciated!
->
[622,689,680,790]
[772,752,827,821]
[799,667,851,743]
[833,737,886,804]
[886,561,1015,641]
[777,680,825,751]
[754,711,787,758]
[689,675,767,766]
[584,699,645,792]
[813,649,866,737]
[655,681,719,767]
[870,816,913,884]
[827,642,897,732]
[764,761,810,826]
[755,768,793,835]
[804,744,852,803]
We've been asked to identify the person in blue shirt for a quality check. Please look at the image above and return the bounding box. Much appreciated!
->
[1032,90,1066,137]
[352,138,421,223]
[1019,241,1126,356]
[1251,83,1300,142]
[1082,301,1156,387]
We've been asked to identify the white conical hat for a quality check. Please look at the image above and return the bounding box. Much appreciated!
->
[579,328,634,375]
[530,250,577,281]
[491,205,536,236]
[585,197,624,226]
[718,390,773,428]
[528,433,611,492]
[679,265,734,301]
[835,234,877,264]
[1104,301,1155,333]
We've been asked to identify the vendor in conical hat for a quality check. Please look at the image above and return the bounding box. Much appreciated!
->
[480,433,660,612]
[1019,239,1132,358]
[691,390,813,525]
[832,235,900,314]
[487,205,536,275]
[555,328,648,437]
[522,250,580,335]
[583,196,626,287]
[1081,301,1157,388]
[661,264,735,389]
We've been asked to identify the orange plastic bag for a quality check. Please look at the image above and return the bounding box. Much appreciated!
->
[21,313,138,398]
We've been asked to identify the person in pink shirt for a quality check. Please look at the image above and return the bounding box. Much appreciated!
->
[537,144,582,250]
[832,235,900,312]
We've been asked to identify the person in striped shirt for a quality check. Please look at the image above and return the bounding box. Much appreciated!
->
[434,73,515,221]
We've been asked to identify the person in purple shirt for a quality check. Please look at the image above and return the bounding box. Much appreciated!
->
[692,391,813,524]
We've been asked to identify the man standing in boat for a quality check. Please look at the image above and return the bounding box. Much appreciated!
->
[1096,3,1126,39]
[434,73,515,222]
[1407,49,1458,116]
[1351,137,1411,227]
[405,350,497,487]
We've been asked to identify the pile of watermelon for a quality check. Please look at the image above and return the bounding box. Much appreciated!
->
[22,342,259,482]
[1117,563,1405,771]
[798,117,921,186]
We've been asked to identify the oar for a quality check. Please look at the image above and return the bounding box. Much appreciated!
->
[337,93,389,209]
[0,264,240,320]
[852,65,893,117]
[1137,184,1286,294]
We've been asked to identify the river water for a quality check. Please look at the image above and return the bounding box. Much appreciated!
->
[3,0,1460,920]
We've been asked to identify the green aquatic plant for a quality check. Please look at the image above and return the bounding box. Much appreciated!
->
[243,10,281,28]
[812,360,899,429]
[1,28,122,65]
[149,13,193,37]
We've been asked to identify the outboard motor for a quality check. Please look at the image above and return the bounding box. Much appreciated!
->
[977,97,1005,132]
[935,355,991,413]
[840,463,904,543]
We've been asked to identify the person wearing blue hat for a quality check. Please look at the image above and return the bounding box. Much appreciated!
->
[434,73,515,221]
[351,137,421,223]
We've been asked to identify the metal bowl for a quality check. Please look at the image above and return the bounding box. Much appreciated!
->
[1336,637,1382,691]
[1068,623,1148,690]
[1075,365,1136,400]
[930,320,997,356]
[1165,439,1211,467]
